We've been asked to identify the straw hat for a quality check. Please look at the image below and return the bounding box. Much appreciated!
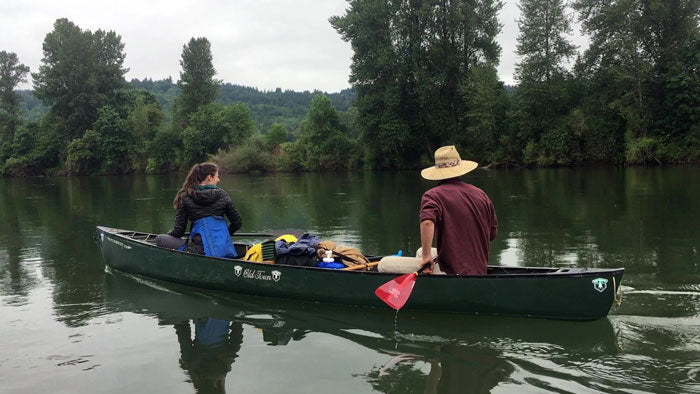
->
[421,145,478,180]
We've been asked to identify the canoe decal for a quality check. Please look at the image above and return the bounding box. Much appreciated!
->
[592,278,608,292]
[234,265,281,282]
[106,237,132,250]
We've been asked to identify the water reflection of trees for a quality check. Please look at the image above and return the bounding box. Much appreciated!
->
[226,167,698,286]
[0,175,180,325]
[103,273,625,394]
[486,168,698,284]
[100,268,699,393]
[364,344,511,394]
[2,167,698,326]
[0,178,39,301]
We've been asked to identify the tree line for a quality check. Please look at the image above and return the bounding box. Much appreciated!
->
[126,78,355,130]
[1,1,698,176]
[331,0,698,168]
[0,19,354,176]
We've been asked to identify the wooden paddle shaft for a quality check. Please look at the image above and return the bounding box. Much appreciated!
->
[342,262,380,271]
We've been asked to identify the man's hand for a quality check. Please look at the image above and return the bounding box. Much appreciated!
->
[420,219,435,274]
[421,256,434,274]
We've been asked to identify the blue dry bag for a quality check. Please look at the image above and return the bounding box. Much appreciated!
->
[178,216,238,258]
[316,261,345,269]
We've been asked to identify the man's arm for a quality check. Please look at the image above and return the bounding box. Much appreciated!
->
[420,219,435,273]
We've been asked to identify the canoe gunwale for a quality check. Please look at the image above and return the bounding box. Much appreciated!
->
[96,226,625,280]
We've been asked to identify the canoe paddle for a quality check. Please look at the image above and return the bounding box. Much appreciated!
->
[375,264,429,310]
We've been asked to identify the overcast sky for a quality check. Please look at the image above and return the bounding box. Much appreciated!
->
[1,0,588,92]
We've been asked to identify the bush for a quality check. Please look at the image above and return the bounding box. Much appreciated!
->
[146,128,182,173]
[93,106,133,173]
[11,122,39,157]
[539,121,572,165]
[522,140,538,166]
[2,153,45,176]
[317,133,356,170]
[277,141,307,171]
[625,136,660,164]
[215,135,275,173]
[265,123,289,151]
[65,130,101,175]
[2,120,62,176]
[181,103,255,165]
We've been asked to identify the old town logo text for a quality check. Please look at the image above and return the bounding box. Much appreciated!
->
[234,266,282,282]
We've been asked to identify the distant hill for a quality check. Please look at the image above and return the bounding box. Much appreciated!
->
[19,78,356,132]
[129,78,355,131]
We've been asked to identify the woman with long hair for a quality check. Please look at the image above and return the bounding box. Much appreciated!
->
[156,163,242,257]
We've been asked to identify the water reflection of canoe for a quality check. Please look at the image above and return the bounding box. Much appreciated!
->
[102,271,619,353]
[96,226,624,321]
[105,271,620,394]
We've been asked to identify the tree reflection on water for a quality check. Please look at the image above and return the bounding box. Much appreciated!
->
[103,272,620,394]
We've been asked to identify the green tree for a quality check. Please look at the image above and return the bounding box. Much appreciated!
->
[2,118,62,176]
[146,128,182,173]
[182,103,254,165]
[265,123,289,151]
[459,63,510,163]
[516,0,575,84]
[128,95,165,169]
[515,0,577,165]
[174,37,219,129]
[32,18,127,142]
[573,0,700,164]
[65,130,101,175]
[94,105,132,173]
[11,122,39,158]
[0,51,30,157]
[283,94,356,170]
[331,0,503,168]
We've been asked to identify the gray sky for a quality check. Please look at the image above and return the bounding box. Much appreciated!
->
[1,0,587,92]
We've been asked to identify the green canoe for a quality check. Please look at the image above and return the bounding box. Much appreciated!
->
[95,226,624,321]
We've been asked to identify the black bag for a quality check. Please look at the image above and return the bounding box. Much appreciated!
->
[276,254,319,267]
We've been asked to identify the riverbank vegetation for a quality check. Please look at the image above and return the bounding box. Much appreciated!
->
[1,0,698,176]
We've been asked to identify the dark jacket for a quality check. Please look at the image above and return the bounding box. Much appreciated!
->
[168,187,242,238]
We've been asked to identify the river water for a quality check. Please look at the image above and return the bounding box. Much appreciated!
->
[0,168,698,393]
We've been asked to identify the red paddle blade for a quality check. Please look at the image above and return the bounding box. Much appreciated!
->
[375,272,418,310]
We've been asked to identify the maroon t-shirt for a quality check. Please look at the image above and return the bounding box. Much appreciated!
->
[419,179,498,275]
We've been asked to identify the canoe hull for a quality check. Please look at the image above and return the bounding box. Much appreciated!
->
[96,226,624,320]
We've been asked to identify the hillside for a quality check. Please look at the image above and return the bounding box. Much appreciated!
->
[19,78,356,131]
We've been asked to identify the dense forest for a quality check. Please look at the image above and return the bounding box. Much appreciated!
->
[0,0,698,176]
[124,78,355,130]
[18,79,355,139]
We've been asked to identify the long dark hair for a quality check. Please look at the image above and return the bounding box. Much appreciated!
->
[173,163,218,208]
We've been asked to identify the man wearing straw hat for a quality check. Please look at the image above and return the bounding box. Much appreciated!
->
[419,145,498,275]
